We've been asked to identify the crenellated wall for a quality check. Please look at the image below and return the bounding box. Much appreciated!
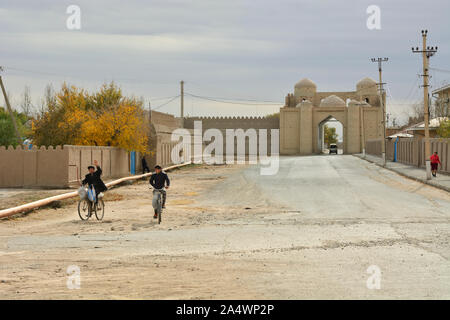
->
[183,116,279,130]
[183,116,280,158]
[0,145,131,188]
[142,111,191,170]
[0,145,69,188]
[0,110,193,188]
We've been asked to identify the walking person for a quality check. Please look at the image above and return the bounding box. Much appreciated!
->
[142,156,150,174]
[430,151,441,177]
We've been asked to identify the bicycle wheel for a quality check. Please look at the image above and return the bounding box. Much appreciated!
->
[95,199,105,221]
[78,200,91,220]
[158,197,162,224]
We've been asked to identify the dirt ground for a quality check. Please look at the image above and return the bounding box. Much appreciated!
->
[0,164,281,299]
[1,158,450,299]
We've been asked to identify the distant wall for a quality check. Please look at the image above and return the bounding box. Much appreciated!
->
[141,110,190,171]
[150,110,182,129]
[67,145,129,185]
[0,145,69,188]
[184,116,279,131]
[365,139,395,160]
[365,138,450,174]
[0,145,130,188]
[183,116,280,158]
[365,139,382,157]
[0,110,192,188]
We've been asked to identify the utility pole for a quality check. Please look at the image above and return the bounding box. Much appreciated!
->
[148,101,152,124]
[0,66,22,145]
[371,57,388,166]
[180,80,184,118]
[180,80,184,127]
[412,30,438,180]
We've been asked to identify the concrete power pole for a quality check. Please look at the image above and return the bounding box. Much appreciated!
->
[180,80,184,117]
[0,67,22,144]
[371,57,388,167]
[148,101,152,123]
[412,30,438,180]
[180,80,184,127]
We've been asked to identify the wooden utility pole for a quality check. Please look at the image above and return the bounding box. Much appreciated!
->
[371,57,388,166]
[412,30,438,180]
[0,67,22,144]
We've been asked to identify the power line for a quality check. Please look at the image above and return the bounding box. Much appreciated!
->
[6,66,67,78]
[152,95,180,110]
[149,95,180,102]
[3,66,176,86]
[429,67,450,74]
[186,92,282,106]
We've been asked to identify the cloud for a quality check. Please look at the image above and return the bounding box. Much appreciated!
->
[0,0,449,123]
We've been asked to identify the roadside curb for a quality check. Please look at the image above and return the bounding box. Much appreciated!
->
[0,162,193,219]
[353,155,450,193]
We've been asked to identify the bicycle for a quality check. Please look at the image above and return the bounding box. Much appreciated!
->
[77,187,105,221]
[151,188,164,224]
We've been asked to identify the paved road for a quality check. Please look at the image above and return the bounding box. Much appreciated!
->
[1,155,450,299]
[202,155,450,298]
[228,155,450,220]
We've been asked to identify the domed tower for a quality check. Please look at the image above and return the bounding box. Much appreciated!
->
[356,77,379,106]
[319,95,346,107]
[294,78,317,103]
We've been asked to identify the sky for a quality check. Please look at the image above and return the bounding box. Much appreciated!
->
[1,0,449,125]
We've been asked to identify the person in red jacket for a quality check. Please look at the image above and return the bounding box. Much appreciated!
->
[430,151,441,177]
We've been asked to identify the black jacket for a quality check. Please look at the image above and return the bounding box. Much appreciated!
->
[82,166,108,192]
[149,172,170,189]
[141,157,149,168]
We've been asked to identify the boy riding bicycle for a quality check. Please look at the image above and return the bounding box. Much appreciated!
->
[81,160,108,203]
[149,165,170,219]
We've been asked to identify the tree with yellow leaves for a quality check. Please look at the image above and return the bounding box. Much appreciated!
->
[32,82,149,153]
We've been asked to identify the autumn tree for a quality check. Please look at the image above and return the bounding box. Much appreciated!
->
[324,125,338,145]
[32,83,88,146]
[437,119,450,138]
[32,82,149,153]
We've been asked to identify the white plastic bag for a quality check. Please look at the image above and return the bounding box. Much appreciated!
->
[77,187,87,200]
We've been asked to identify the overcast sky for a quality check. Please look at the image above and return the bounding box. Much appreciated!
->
[1,0,449,124]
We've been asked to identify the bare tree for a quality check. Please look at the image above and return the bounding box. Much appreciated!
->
[391,116,398,128]
[38,83,55,114]
[20,86,33,116]
[405,101,425,126]
[432,97,449,118]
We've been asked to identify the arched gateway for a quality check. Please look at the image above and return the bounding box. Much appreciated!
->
[280,77,384,155]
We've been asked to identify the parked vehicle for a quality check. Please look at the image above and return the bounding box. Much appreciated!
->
[329,144,338,154]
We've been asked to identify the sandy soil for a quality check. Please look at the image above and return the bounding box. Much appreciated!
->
[0,164,279,299]
[1,157,450,299]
